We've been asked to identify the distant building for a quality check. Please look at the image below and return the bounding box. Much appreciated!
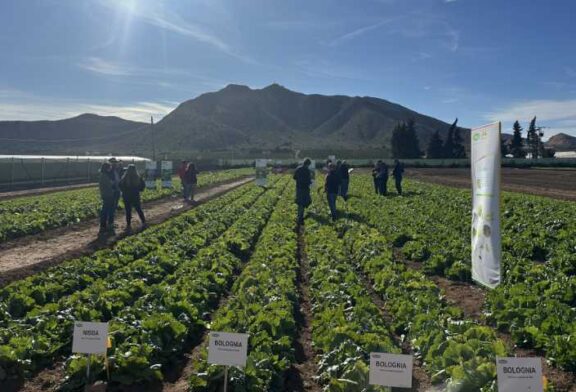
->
[555,151,576,158]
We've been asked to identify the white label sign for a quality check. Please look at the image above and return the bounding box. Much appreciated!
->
[369,352,413,388]
[208,331,249,367]
[72,322,109,354]
[497,357,543,392]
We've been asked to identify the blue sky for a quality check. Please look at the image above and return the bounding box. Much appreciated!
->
[1,0,575,137]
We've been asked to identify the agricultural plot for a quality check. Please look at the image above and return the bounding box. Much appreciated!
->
[345,177,576,378]
[0,173,574,391]
[0,168,252,243]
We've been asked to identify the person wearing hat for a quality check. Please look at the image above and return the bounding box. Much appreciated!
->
[108,157,122,227]
[119,164,146,230]
[293,158,312,224]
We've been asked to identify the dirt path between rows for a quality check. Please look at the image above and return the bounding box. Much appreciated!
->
[407,168,576,201]
[0,178,253,287]
[0,182,96,201]
[284,225,322,392]
[353,260,435,391]
[407,264,576,391]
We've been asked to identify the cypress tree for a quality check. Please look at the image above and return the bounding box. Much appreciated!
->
[391,119,422,158]
[527,116,540,158]
[453,124,466,158]
[405,119,422,158]
[510,120,526,158]
[443,119,457,158]
[426,130,444,159]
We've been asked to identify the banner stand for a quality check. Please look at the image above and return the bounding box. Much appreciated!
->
[223,366,228,392]
[471,122,502,289]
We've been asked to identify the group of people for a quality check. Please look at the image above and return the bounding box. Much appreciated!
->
[177,160,199,203]
[99,157,146,235]
[293,158,405,223]
[372,159,404,196]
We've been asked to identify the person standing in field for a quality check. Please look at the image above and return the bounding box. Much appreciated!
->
[98,162,116,236]
[393,159,404,195]
[183,162,198,203]
[119,164,146,231]
[325,163,341,221]
[108,157,122,228]
[371,161,381,194]
[293,158,312,225]
[177,160,188,200]
[338,160,350,200]
[372,160,388,195]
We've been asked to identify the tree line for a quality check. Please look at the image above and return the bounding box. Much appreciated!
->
[390,118,467,159]
[503,116,554,159]
[390,116,554,159]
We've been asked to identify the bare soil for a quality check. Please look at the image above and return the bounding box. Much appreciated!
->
[430,276,486,321]
[407,167,576,201]
[418,272,576,391]
[0,178,253,287]
[284,226,322,392]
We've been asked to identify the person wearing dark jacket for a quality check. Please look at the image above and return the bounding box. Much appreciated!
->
[98,162,115,235]
[178,160,188,200]
[108,157,122,227]
[293,158,312,224]
[371,161,381,194]
[372,160,388,195]
[325,163,340,221]
[392,159,404,195]
[119,164,146,230]
[182,162,198,203]
[338,160,350,200]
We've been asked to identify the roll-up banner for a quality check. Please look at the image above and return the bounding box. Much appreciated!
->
[471,122,502,288]
[255,159,268,187]
[145,161,157,190]
[161,161,173,188]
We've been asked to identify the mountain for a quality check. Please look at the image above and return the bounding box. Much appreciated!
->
[0,114,146,154]
[128,83,467,158]
[0,84,467,158]
[546,133,576,151]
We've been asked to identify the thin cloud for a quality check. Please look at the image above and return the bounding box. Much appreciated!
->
[78,57,134,76]
[329,17,401,47]
[98,0,252,62]
[486,99,576,123]
[0,92,176,122]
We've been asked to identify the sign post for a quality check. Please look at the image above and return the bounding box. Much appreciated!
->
[161,161,173,188]
[369,352,413,388]
[496,357,543,392]
[471,122,502,288]
[72,321,109,385]
[208,331,249,392]
[145,161,157,189]
[255,159,268,187]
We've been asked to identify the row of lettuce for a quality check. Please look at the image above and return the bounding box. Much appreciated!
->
[0,176,279,384]
[189,176,512,391]
[0,168,252,243]
[346,176,575,374]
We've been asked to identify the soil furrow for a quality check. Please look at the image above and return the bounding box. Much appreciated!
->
[283,225,321,392]
[0,177,253,287]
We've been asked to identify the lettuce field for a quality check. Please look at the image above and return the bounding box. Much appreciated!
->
[0,173,575,391]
